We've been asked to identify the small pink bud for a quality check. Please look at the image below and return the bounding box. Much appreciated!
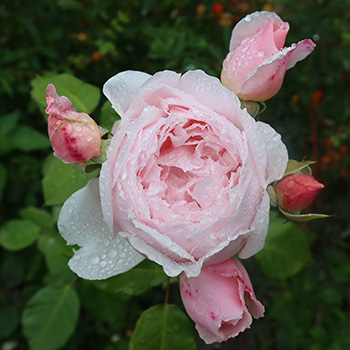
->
[275,174,324,212]
[45,84,101,165]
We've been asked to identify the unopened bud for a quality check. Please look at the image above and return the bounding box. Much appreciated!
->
[46,84,101,165]
[275,174,324,212]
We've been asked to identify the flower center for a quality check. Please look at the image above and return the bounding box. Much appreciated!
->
[138,118,242,223]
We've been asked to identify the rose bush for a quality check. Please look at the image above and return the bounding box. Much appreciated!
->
[46,84,101,165]
[58,69,288,280]
[221,11,315,101]
[180,258,265,343]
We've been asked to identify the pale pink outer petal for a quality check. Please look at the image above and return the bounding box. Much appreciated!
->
[102,70,151,116]
[58,179,144,280]
[229,11,288,51]
[241,39,315,101]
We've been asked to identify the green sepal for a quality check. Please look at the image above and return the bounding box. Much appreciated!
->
[240,100,266,119]
[283,159,316,177]
[279,207,331,222]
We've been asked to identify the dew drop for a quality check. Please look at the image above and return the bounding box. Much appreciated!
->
[257,51,265,57]
[89,254,100,265]
[272,134,280,142]
[99,260,107,268]
[103,239,110,247]
[266,141,275,150]
[108,249,117,258]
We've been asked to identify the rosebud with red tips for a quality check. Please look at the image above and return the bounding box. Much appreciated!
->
[46,84,101,165]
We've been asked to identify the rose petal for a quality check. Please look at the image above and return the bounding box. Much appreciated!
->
[58,179,144,280]
[103,70,151,116]
[255,121,288,185]
[241,40,315,101]
[229,11,288,51]
[238,190,270,258]
[286,39,316,70]
[178,70,243,123]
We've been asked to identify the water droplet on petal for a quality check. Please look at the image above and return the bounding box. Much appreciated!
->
[266,141,274,150]
[89,254,100,265]
[108,249,117,258]
[99,260,107,268]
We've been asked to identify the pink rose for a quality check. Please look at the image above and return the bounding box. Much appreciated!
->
[275,173,324,212]
[46,84,101,165]
[58,70,288,280]
[221,11,315,101]
[180,258,264,344]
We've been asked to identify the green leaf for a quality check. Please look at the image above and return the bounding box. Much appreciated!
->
[42,155,95,206]
[100,100,119,131]
[78,280,129,324]
[94,260,168,296]
[20,207,54,229]
[0,162,7,203]
[0,220,40,251]
[256,211,312,279]
[22,285,79,350]
[31,73,100,115]
[279,207,331,222]
[38,232,72,274]
[12,126,51,151]
[130,304,196,350]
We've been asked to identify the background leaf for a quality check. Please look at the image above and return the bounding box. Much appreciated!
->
[0,219,40,251]
[42,155,96,206]
[100,100,119,131]
[19,207,55,229]
[38,232,72,274]
[94,260,168,296]
[130,304,196,350]
[11,126,51,152]
[256,211,312,279]
[22,285,80,350]
[31,73,101,115]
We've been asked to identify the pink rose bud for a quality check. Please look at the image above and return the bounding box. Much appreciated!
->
[275,174,324,212]
[221,11,315,101]
[45,84,101,165]
[180,258,264,344]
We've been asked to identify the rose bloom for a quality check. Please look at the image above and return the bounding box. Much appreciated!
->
[180,258,264,344]
[58,70,288,280]
[221,11,315,101]
[275,173,324,212]
[46,84,101,165]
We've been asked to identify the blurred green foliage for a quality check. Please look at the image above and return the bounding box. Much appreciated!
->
[1,0,349,349]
